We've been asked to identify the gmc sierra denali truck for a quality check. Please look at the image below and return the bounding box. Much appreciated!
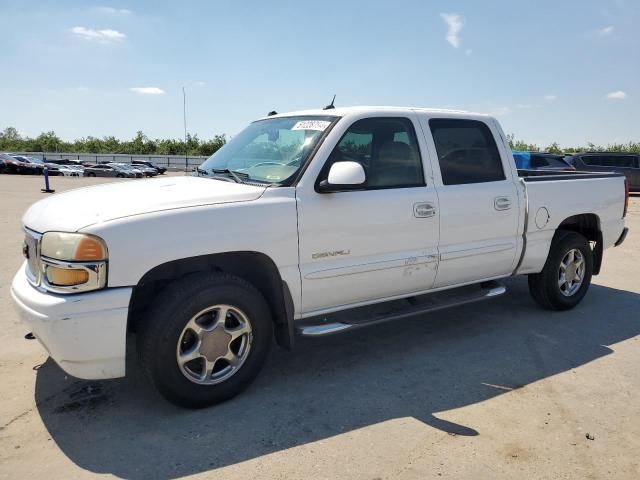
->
[11,107,629,407]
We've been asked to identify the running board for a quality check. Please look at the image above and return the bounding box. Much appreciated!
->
[297,281,506,336]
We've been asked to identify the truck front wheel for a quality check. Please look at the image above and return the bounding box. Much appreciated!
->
[528,231,593,310]
[137,272,273,408]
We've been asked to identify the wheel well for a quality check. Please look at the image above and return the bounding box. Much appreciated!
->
[556,213,603,275]
[128,252,295,350]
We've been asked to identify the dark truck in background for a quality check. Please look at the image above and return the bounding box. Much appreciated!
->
[566,153,640,192]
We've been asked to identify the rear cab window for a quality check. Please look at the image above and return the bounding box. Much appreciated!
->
[428,119,506,185]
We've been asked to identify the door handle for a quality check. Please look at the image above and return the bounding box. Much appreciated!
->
[494,196,512,211]
[414,202,437,218]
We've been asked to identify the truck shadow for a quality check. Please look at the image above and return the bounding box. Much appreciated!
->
[34,278,640,479]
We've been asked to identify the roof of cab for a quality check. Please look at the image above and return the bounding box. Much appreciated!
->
[259,106,491,121]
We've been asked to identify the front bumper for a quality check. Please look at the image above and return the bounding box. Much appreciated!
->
[10,263,132,379]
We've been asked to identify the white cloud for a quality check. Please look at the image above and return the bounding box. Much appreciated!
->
[129,87,166,95]
[516,103,532,109]
[605,90,627,100]
[70,26,126,43]
[544,95,557,101]
[598,25,614,36]
[194,81,206,87]
[95,6,132,15]
[465,49,473,56]
[440,13,465,48]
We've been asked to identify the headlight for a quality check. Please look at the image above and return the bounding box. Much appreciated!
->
[39,232,108,293]
[41,232,107,261]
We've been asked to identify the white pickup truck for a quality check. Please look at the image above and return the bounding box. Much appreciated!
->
[11,106,629,407]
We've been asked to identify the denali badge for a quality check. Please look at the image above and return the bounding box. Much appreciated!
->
[312,249,351,260]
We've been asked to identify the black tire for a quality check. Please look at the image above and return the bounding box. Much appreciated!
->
[528,230,593,310]
[116,173,124,178]
[87,172,96,177]
[137,272,273,408]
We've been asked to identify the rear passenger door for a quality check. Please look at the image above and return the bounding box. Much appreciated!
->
[420,117,520,288]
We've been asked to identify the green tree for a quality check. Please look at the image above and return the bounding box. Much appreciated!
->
[545,142,562,154]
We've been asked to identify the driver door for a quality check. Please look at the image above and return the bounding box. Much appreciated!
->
[296,115,440,315]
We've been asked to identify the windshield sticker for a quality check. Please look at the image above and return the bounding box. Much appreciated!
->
[291,120,331,131]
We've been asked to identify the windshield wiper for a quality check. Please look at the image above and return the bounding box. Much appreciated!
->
[211,168,248,184]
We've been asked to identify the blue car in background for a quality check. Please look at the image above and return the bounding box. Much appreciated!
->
[512,151,575,171]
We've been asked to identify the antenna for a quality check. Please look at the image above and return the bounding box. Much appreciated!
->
[267,110,278,116]
[182,86,188,172]
[323,94,336,110]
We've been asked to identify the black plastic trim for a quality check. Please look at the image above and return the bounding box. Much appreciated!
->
[275,281,295,351]
[593,230,604,275]
[615,227,629,247]
[518,169,625,182]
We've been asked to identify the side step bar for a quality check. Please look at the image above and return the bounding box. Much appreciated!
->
[297,281,506,336]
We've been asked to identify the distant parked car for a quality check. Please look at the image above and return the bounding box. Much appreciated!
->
[512,151,575,171]
[0,153,16,173]
[132,160,166,174]
[12,156,64,176]
[119,163,157,177]
[4,155,40,175]
[46,158,87,168]
[107,163,145,178]
[83,164,138,178]
[57,164,84,177]
[565,152,639,192]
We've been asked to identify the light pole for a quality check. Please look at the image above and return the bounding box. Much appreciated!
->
[183,86,188,172]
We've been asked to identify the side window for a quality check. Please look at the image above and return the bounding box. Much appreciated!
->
[532,155,568,168]
[611,156,637,168]
[584,155,610,167]
[530,155,550,168]
[325,117,425,189]
[429,119,506,185]
[584,155,636,168]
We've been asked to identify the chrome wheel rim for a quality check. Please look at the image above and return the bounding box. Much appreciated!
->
[558,248,585,297]
[176,305,253,385]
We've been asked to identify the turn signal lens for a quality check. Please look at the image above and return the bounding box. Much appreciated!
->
[41,233,107,261]
[46,266,89,286]
[75,237,106,260]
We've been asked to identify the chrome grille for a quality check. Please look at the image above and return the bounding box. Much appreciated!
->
[23,229,42,285]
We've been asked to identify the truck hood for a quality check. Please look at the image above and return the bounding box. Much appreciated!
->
[23,176,267,233]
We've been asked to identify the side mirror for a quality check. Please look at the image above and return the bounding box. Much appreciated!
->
[318,161,366,193]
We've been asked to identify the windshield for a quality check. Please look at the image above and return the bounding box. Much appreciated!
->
[197,115,337,184]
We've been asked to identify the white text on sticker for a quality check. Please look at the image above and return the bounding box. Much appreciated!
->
[292,120,331,131]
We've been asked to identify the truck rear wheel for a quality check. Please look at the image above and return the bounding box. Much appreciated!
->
[528,231,593,310]
[137,272,273,408]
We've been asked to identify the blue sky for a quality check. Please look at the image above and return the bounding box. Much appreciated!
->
[1,0,638,146]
